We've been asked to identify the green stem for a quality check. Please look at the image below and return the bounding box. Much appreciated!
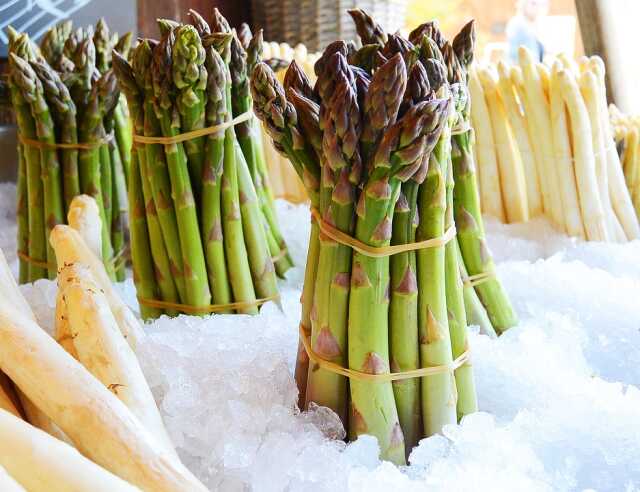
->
[445,150,477,420]
[348,174,405,465]
[16,143,29,283]
[452,130,517,333]
[390,183,421,456]
[143,98,187,302]
[201,135,232,310]
[416,130,457,437]
[128,146,163,319]
[156,105,211,310]
[220,121,257,313]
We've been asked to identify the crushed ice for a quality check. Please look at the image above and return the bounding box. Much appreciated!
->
[2,182,639,491]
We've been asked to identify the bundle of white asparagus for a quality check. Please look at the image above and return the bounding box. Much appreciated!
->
[611,105,640,221]
[0,195,208,491]
[471,46,640,242]
[260,41,319,203]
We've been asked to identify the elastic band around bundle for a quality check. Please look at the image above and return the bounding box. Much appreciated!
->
[137,293,280,314]
[310,208,456,258]
[462,270,495,287]
[17,251,54,269]
[18,132,114,150]
[132,111,253,145]
[299,325,469,382]
[18,248,127,271]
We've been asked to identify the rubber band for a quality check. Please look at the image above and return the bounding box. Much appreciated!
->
[299,325,469,382]
[18,132,114,150]
[132,111,253,145]
[137,293,281,314]
[310,208,456,258]
[462,270,495,287]
[19,247,128,271]
[17,251,54,269]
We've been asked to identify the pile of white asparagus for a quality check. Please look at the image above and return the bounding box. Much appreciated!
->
[611,105,640,222]
[471,46,640,242]
[259,42,319,203]
[0,196,207,491]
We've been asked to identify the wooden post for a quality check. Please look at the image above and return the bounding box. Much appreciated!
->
[575,0,640,113]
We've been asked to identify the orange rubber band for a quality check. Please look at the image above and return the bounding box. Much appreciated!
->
[132,111,253,145]
[17,251,54,270]
[137,293,280,314]
[299,325,469,382]
[462,270,495,288]
[310,208,456,258]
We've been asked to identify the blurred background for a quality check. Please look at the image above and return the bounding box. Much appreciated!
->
[1,0,639,181]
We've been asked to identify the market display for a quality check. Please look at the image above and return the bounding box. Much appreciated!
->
[251,9,517,464]
[113,10,291,319]
[471,48,640,242]
[8,20,132,284]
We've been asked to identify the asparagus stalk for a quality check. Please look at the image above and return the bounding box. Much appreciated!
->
[451,28,518,334]
[351,97,448,464]
[77,69,117,279]
[347,9,387,47]
[8,35,47,282]
[447,83,477,420]
[201,44,233,310]
[252,63,322,405]
[304,54,357,425]
[246,31,295,276]
[413,90,458,439]
[11,54,64,279]
[16,142,29,283]
[93,18,115,74]
[207,34,258,313]
[115,44,181,313]
[40,20,73,69]
[152,28,211,310]
[172,25,207,200]
[133,40,188,303]
[30,60,80,215]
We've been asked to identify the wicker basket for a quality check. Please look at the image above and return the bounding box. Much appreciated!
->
[251,0,409,51]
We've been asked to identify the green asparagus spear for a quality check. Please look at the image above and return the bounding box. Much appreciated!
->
[11,54,64,279]
[152,30,211,310]
[31,60,80,215]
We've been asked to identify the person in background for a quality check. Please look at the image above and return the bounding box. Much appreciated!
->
[506,0,550,63]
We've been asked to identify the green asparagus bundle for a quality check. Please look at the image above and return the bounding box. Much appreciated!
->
[113,10,287,318]
[252,9,518,463]
[8,19,133,283]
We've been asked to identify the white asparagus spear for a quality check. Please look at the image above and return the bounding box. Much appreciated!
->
[518,46,565,230]
[537,62,551,104]
[54,287,78,359]
[548,62,586,239]
[589,56,640,240]
[0,408,139,492]
[0,299,208,492]
[469,66,505,220]
[0,465,26,492]
[557,69,608,241]
[478,66,529,222]
[557,52,579,74]
[67,194,103,259]
[579,69,626,241]
[0,249,71,441]
[49,225,143,350]
[59,263,178,459]
[497,61,543,217]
